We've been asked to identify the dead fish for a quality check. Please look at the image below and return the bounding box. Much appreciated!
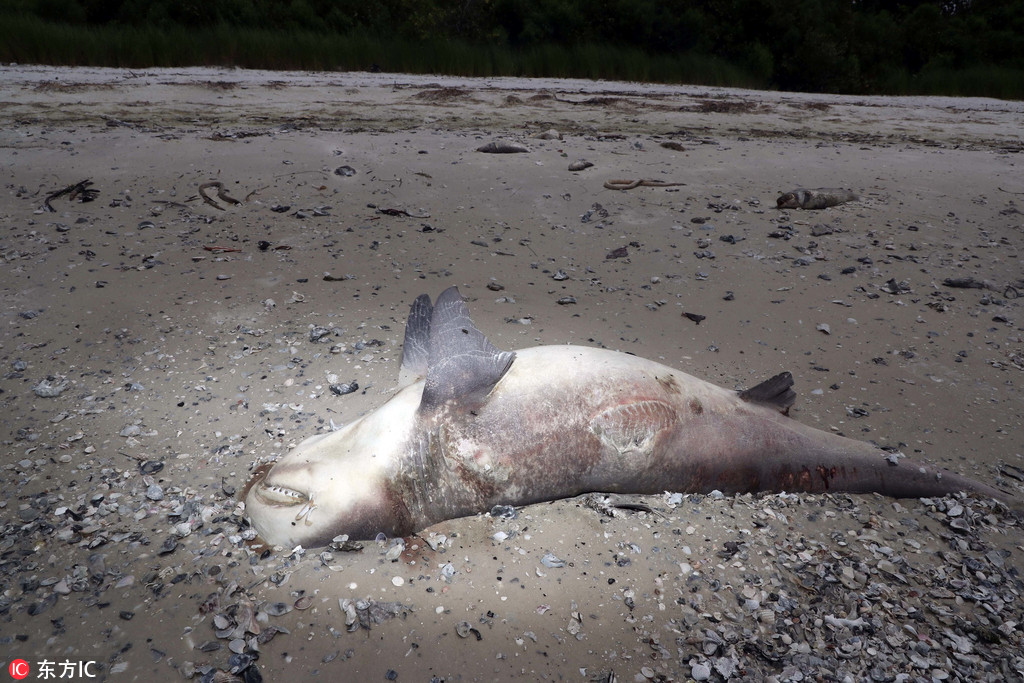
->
[776,188,858,210]
[245,287,1013,547]
[477,140,530,153]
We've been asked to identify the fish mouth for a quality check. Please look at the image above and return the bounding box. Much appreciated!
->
[253,480,309,507]
[251,477,319,527]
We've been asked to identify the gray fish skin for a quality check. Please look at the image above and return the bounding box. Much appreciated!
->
[777,188,858,209]
[244,288,1011,548]
[476,140,530,153]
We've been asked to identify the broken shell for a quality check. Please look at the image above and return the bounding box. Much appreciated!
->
[33,376,69,397]
[540,552,566,568]
[384,539,405,562]
[263,601,291,617]
[309,326,332,342]
[329,382,359,396]
[140,460,164,475]
[341,599,358,629]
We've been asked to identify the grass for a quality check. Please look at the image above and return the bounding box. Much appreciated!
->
[2,13,1021,98]
[880,65,1024,99]
[0,13,768,88]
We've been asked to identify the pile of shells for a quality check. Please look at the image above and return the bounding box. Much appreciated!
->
[626,491,1024,682]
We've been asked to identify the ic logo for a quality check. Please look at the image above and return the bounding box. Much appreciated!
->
[8,659,30,680]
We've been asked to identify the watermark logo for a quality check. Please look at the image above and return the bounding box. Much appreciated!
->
[6,660,97,680]
[8,660,30,680]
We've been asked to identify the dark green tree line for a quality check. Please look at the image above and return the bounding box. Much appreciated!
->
[2,0,1022,94]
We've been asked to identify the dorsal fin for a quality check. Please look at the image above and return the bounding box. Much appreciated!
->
[399,293,433,386]
[420,286,515,413]
[739,371,796,415]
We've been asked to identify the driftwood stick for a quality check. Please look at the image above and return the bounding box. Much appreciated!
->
[198,181,242,210]
[43,179,98,212]
[603,179,686,190]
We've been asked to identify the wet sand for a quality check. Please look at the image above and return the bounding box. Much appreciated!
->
[1,66,1022,682]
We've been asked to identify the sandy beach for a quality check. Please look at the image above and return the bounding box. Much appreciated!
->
[1,65,1022,682]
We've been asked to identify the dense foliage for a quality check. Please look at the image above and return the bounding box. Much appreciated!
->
[2,0,1022,96]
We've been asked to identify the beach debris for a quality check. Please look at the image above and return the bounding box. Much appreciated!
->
[340,599,411,632]
[140,460,164,475]
[477,140,530,153]
[329,535,365,552]
[456,621,482,640]
[660,141,687,151]
[256,240,291,252]
[198,181,242,210]
[581,203,609,223]
[606,246,629,259]
[943,277,1020,298]
[776,188,857,209]
[942,276,996,290]
[308,326,335,343]
[881,278,912,294]
[683,312,706,325]
[43,179,99,211]
[334,165,356,177]
[490,504,518,519]
[540,552,566,568]
[768,224,795,239]
[603,179,685,190]
[329,382,359,396]
[533,129,562,140]
[32,376,69,397]
[568,160,594,171]
[412,86,470,101]
[375,206,431,218]
[291,205,331,218]
[583,493,657,518]
[566,611,583,637]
